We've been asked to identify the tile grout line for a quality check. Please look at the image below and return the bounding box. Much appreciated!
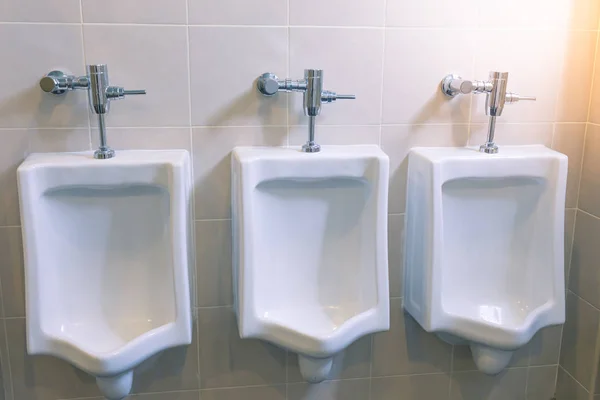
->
[448,345,454,398]
[184,2,203,394]
[2,122,587,131]
[585,16,600,124]
[377,1,388,149]
[559,365,591,395]
[0,249,12,400]
[558,203,579,392]
[465,15,477,146]
[285,2,290,150]
[576,18,600,215]
[2,319,13,400]
[555,323,565,393]
[524,362,530,398]
[577,208,600,222]
[78,0,92,152]
[370,3,388,397]
[2,21,598,31]
[589,306,600,396]
[368,333,374,400]
[567,288,600,313]
[577,123,590,211]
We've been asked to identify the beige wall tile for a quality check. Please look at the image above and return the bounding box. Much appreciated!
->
[566,208,577,285]
[450,369,527,400]
[556,31,598,122]
[381,124,469,214]
[195,220,233,307]
[192,127,286,220]
[388,214,404,298]
[188,0,287,25]
[386,0,478,27]
[290,0,385,26]
[0,0,80,22]
[372,298,452,376]
[569,211,600,308]
[92,127,191,152]
[289,28,383,126]
[130,390,200,399]
[555,367,589,400]
[82,0,187,24]
[553,124,586,208]
[0,25,87,128]
[288,125,379,147]
[287,379,370,400]
[84,25,190,128]
[478,0,571,28]
[527,366,558,400]
[0,316,11,400]
[560,292,600,390]
[528,325,563,366]
[0,227,24,318]
[201,386,285,400]
[189,27,288,127]
[383,29,473,124]
[579,124,600,216]
[472,30,564,124]
[0,130,28,226]
[371,374,450,400]
[197,307,286,388]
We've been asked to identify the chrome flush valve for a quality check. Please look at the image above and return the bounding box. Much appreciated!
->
[40,65,146,159]
[257,69,355,153]
[441,72,536,154]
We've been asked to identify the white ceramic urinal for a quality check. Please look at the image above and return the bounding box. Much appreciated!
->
[404,145,567,375]
[232,145,390,383]
[17,151,193,399]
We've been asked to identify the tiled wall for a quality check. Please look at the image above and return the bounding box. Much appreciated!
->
[0,1,598,399]
[556,20,600,400]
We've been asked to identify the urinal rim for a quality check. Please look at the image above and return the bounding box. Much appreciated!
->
[244,305,390,358]
[28,319,192,376]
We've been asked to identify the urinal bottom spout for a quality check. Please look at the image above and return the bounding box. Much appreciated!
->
[96,370,133,400]
[470,344,513,375]
[298,354,334,383]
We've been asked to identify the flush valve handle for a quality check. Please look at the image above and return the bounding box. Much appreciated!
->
[105,86,147,100]
[505,93,536,104]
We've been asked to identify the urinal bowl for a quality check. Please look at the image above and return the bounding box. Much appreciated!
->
[403,146,567,375]
[232,146,391,382]
[18,151,194,399]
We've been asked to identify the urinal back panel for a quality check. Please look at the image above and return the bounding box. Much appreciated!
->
[252,177,377,335]
[40,184,176,351]
[441,176,554,328]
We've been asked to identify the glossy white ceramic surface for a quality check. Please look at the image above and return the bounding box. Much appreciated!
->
[232,145,390,382]
[404,145,567,374]
[18,150,193,399]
